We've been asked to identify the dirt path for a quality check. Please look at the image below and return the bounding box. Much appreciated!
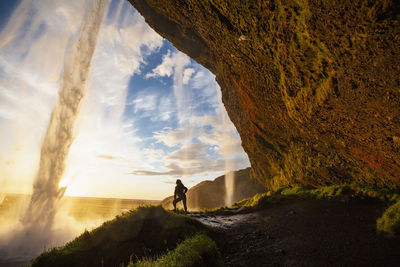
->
[190,196,400,267]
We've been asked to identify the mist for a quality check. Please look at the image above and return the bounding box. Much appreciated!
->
[0,0,106,260]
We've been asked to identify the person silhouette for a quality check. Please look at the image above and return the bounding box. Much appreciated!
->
[173,179,188,213]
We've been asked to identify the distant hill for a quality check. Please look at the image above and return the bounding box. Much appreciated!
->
[161,168,266,211]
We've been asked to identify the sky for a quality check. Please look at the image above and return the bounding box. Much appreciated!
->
[0,0,250,200]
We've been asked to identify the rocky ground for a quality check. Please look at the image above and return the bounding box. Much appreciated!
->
[190,196,400,267]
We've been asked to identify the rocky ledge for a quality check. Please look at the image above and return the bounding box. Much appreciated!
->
[129,0,400,189]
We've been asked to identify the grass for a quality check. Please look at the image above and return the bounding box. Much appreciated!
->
[193,184,400,237]
[279,185,400,202]
[186,184,400,237]
[377,200,400,236]
[31,206,213,267]
[31,185,400,266]
[224,184,400,236]
[131,233,222,267]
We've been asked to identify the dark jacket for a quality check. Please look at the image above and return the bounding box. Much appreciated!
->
[174,183,188,198]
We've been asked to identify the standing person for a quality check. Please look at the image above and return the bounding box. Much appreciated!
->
[173,179,188,213]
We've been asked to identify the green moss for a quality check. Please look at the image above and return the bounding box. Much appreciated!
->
[32,206,211,267]
[231,192,271,208]
[204,0,333,122]
[227,185,400,236]
[278,184,400,201]
[132,233,222,267]
[276,0,334,121]
[377,200,400,236]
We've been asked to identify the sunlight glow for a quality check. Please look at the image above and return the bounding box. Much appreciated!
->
[0,0,250,201]
[58,178,69,189]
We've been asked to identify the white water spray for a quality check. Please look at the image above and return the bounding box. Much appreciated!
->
[220,107,235,206]
[0,0,107,260]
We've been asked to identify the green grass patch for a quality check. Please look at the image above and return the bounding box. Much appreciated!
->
[227,184,400,236]
[31,206,212,267]
[377,200,400,236]
[277,184,400,202]
[132,233,222,267]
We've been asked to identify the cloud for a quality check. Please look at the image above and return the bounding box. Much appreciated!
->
[146,50,190,79]
[96,154,133,163]
[182,68,195,85]
[154,95,174,121]
[145,50,173,78]
[153,111,246,156]
[197,126,245,155]
[148,80,250,176]
[128,91,175,122]
[0,1,96,194]
[0,0,164,196]
[154,125,203,147]
[165,143,209,162]
[130,158,236,177]
[0,0,250,204]
[161,180,176,185]
[132,93,158,113]
[143,148,165,162]
[131,163,185,176]
[146,50,193,123]
[190,69,220,101]
[0,0,89,124]
[130,140,249,177]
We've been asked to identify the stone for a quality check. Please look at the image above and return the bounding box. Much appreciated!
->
[129,0,400,188]
[393,136,400,148]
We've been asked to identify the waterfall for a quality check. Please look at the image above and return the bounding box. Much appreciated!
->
[0,0,107,259]
[220,106,235,206]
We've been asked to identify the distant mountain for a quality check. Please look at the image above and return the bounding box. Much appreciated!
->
[161,168,266,211]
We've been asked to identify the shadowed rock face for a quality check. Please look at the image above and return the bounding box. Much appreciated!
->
[129,0,400,188]
[161,168,266,211]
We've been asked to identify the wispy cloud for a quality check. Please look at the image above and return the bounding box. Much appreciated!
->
[134,45,250,179]
[0,0,164,197]
[161,180,176,185]
[130,157,247,177]
[132,92,158,113]
[0,0,250,200]
[0,0,93,192]
[154,125,202,147]
[155,95,174,121]
[143,148,165,162]
[165,143,210,162]
[146,50,190,79]
[63,1,165,197]
[182,68,195,85]
[131,139,249,177]
[96,154,133,163]
[146,50,194,123]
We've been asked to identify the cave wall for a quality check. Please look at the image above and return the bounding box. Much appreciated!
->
[129,0,400,189]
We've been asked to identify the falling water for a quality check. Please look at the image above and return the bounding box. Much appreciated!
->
[224,171,235,206]
[220,107,235,206]
[1,0,107,260]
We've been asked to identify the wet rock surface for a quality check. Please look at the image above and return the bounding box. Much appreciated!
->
[190,197,400,266]
[130,0,400,188]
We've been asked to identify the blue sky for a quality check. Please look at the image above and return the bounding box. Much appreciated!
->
[0,0,250,200]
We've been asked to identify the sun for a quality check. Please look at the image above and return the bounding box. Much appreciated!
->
[58,177,70,189]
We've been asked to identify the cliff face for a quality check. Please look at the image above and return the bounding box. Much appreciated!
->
[161,168,266,210]
[129,0,400,188]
